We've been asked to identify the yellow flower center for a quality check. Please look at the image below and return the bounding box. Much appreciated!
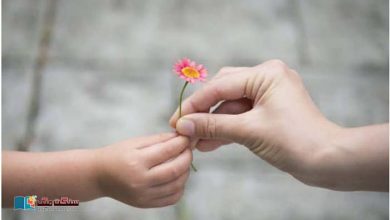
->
[181,67,200,78]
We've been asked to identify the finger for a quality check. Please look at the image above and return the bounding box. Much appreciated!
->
[169,68,248,128]
[147,149,192,185]
[141,136,190,168]
[147,190,184,208]
[196,139,230,152]
[176,113,244,140]
[189,137,199,150]
[169,72,253,127]
[170,59,291,127]
[119,133,177,149]
[190,98,251,151]
[148,170,189,198]
[213,98,253,115]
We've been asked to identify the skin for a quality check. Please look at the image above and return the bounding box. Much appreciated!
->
[2,133,193,208]
[170,59,389,192]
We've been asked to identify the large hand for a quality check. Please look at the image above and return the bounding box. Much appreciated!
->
[96,133,192,208]
[169,60,389,191]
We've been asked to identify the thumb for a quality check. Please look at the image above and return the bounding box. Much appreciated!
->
[176,113,243,141]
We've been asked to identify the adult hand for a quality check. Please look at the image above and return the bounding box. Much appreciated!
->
[169,60,388,191]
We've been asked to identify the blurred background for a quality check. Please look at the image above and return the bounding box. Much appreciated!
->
[2,0,388,219]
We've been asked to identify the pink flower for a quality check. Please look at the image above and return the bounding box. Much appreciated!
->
[173,58,207,83]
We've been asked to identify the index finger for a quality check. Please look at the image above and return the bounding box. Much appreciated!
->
[169,71,253,127]
[141,136,190,168]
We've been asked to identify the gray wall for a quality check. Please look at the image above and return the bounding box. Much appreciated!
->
[3,0,388,219]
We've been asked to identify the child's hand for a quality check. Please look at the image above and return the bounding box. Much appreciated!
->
[95,133,192,208]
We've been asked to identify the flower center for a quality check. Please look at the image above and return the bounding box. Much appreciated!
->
[181,67,200,78]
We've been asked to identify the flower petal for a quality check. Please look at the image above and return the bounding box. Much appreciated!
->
[172,58,208,83]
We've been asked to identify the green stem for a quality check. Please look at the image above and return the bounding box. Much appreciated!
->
[178,81,197,172]
[179,81,189,118]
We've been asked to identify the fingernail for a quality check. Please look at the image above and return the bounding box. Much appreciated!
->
[176,118,195,136]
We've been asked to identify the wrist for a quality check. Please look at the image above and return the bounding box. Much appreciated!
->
[86,148,107,198]
[314,124,389,191]
[293,123,349,190]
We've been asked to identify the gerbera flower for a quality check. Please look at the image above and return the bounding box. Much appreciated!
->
[172,58,208,172]
[173,58,207,83]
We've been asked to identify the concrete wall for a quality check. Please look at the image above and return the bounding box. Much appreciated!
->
[3,0,388,219]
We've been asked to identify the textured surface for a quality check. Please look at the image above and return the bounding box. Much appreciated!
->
[2,0,388,219]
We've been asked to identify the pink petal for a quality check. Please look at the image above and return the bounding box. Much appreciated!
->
[172,57,208,82]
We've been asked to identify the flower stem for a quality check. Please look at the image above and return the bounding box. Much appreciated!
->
[179,81,189,118]
[179,81,197,172]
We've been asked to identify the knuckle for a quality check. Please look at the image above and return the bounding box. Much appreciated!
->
[202,117,218,138]
[169,166,181,180]
[267,59,286,68]
[217,67,232,75]
[126,155,147,171]
[267,59,289,74]
[127,159,141,170]
[161,145,174,157]
[129,179,143,190]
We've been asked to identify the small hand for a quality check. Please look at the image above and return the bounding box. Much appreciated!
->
[95,133,192,208]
